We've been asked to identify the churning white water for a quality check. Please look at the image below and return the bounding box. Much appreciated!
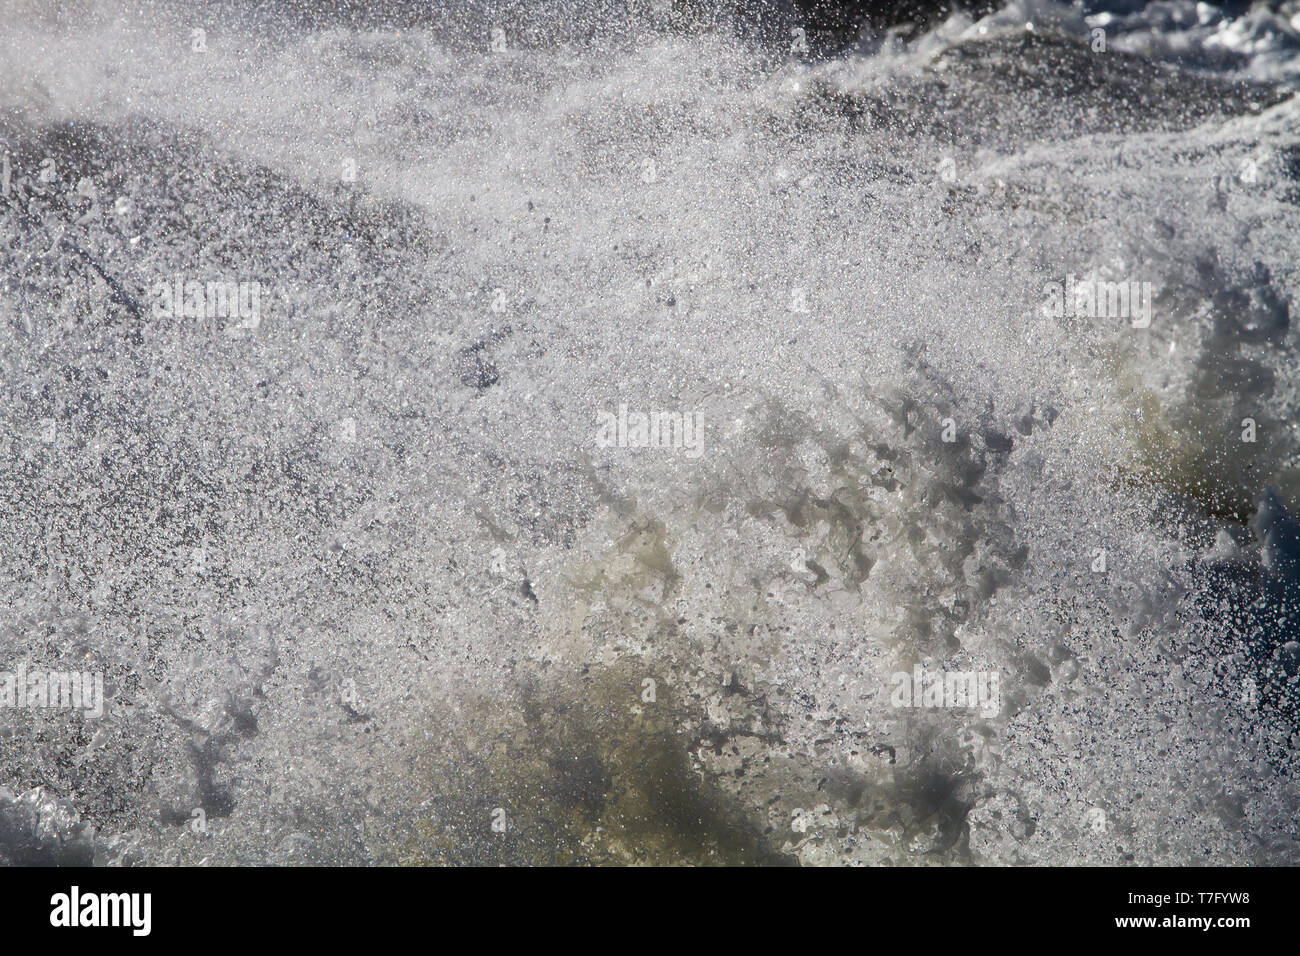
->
[1,0,1300,864]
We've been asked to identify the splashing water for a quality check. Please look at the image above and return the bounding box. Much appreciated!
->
[2,0,1300,865]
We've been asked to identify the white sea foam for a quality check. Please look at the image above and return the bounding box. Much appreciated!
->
[1,0,1299,864]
